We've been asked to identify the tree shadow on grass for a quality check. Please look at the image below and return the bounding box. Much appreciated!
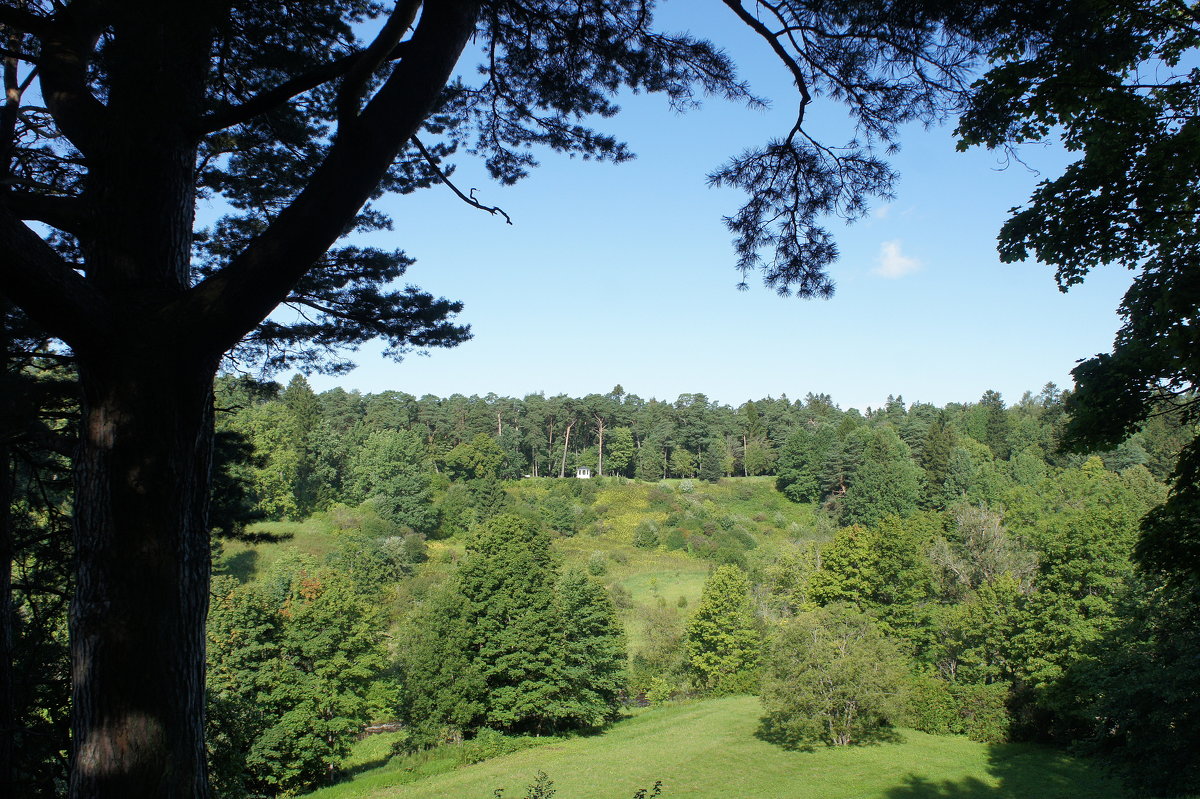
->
[341,755,394,780]
[884,741,1129,799]
[217,549,258,583]
[883,775,999,799]
[754,718,905,752]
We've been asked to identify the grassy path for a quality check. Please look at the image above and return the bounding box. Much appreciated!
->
[311,696,1128,799]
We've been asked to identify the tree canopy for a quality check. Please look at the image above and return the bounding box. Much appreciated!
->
[957,0,1200,581]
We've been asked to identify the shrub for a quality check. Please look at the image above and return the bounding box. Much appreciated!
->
[458,728,544,765]
[709,668,760,697]
[645,676,682,705]
[633,520,660,549]
[587,551,608,576]
[953,681,1011,743]
[541,496,578,536]
[577,479,599,504]
[645,487,674,511]
[712,546,747,569]
[903,672,958,735]
[608,583,633,609]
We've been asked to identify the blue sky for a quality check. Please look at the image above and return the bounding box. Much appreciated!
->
[298,3,1134,412]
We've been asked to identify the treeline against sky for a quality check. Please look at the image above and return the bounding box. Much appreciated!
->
[219,376,1189,528]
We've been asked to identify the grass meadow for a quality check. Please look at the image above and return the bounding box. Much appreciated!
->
[310,696,1129,799]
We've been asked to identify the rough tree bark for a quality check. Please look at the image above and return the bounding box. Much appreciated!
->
[0,354,13,799]
[70,357,218,796]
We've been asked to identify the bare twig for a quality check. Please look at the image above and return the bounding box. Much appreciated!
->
[412,135,512,225]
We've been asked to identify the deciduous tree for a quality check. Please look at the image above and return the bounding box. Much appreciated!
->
[759,603,908,748]
[604,427,637,478]
[348,429,439,535]
[206,570,393,797]
[557,571,626,728]
[958,0,1200,582]
[685,565,760,691]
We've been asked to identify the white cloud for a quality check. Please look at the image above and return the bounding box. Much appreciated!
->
[872,204,892,220]
[874,240,921,279]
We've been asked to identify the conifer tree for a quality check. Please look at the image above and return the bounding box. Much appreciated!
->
[700,438,726,482]
[840,427,922,526]
[281,375,324,515]
[401,514,630,741]
[636,438,667,483]
[920,412,957,506]
[980,390,1013,461]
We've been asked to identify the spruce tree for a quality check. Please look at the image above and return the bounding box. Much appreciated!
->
[402,515,633,740]
[920,412,957,506]
[980,390,1013,461]
[840,427,922,526]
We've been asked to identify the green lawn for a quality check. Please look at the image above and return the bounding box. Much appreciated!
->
[310,696,1128,799]
[619,568,709,609]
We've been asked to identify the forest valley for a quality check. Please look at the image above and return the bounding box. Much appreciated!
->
[8,374,1199,797]
[2,0,1200,796]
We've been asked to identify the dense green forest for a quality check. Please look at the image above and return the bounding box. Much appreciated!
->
[8,368,1200,797]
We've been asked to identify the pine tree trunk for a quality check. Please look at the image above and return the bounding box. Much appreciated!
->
[596,418,605,478]
[0,424,13,798]
[559,421,573,479]
[69,355,216,799]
